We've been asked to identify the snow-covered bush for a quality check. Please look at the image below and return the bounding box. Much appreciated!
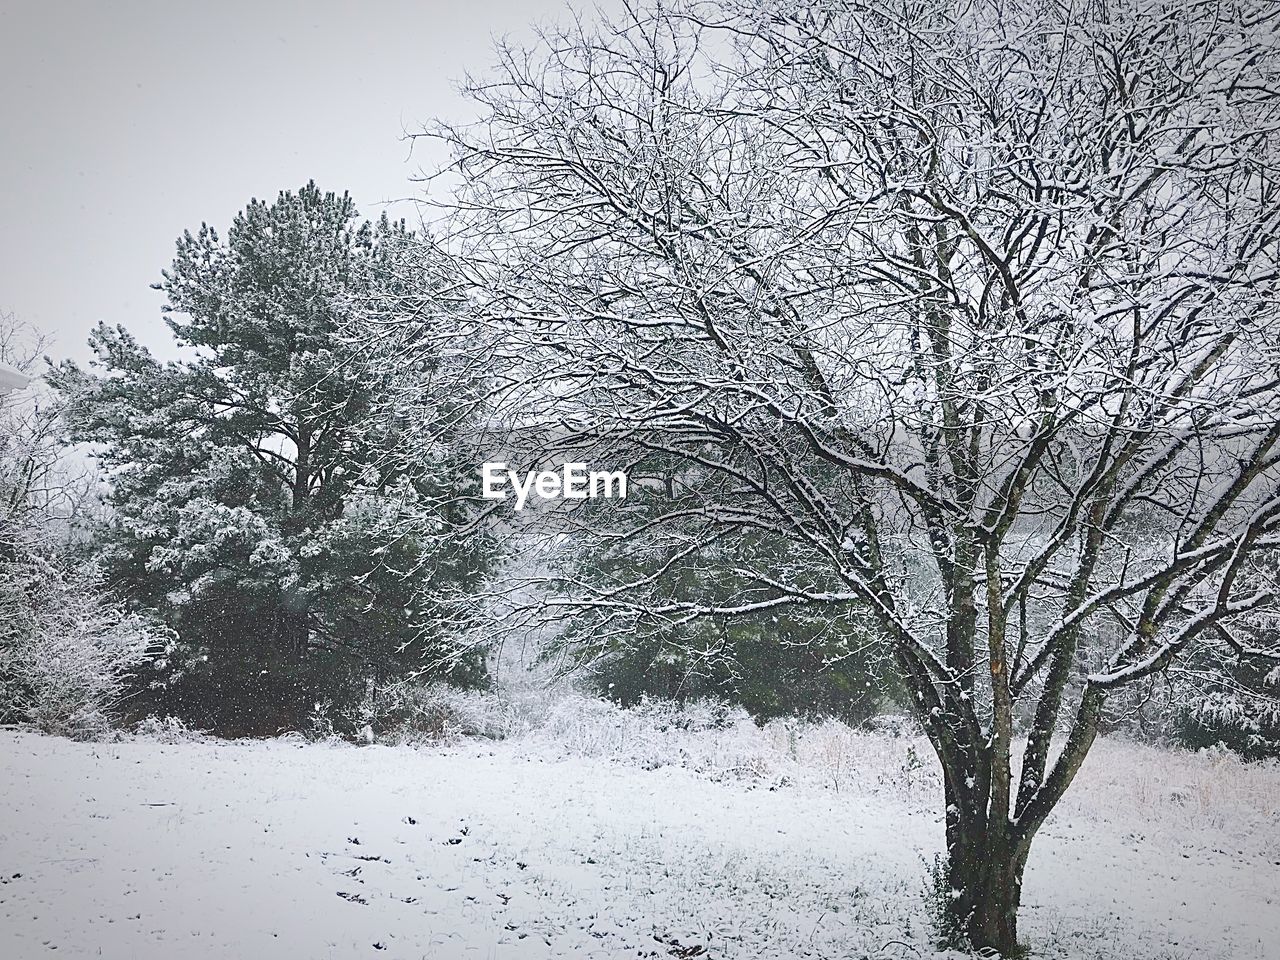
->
[352,679,516,744]
[0,321,159,738]
[0,528,160,737]
[528,694,769,774]
[133,714,206,743]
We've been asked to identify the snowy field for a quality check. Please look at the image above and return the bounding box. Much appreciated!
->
[1,701,1277,960]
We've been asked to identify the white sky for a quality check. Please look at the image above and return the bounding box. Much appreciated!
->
[0,0,614,365]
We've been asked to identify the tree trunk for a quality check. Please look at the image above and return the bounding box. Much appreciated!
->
[945,814,1030,956]
[276,596,310,659]
[268,597,312,732]
[282,418,313,660]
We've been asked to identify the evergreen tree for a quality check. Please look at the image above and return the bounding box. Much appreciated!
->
[51,183,491,735]
[565,483,900,723]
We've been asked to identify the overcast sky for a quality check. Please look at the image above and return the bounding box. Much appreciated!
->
[0,0,611,366]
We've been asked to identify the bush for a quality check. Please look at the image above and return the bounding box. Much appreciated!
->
[337,679,512,744]
[0,528,160,737]
[133,714,206,743]
[922,853,965,950]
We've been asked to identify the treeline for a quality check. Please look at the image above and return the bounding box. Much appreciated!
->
[0,181,1274,759]
[0,181,1264,757]
[3,165,1277,766]
[15,184,886,737]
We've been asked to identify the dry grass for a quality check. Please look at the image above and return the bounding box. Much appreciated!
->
[1054,736,1280,840]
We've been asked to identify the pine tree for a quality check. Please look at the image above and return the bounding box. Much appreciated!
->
[51,183,491,735]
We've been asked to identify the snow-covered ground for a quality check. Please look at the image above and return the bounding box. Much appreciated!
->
[1,702,1277,959]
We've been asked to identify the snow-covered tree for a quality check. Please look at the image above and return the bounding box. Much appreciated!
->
[0,314,156,736]
[50,184,493,735]
[396,0,1280,950]
[0,524,158,737]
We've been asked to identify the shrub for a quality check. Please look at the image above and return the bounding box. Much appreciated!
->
[347,679,512,744]
[0,528,160,737]
[133,714,207,743]
[923,853,965,950]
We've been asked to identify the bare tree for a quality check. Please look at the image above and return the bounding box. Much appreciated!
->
[0,313,156,735]
[0,309,47,377]
[401,0,1280,951]
[0,312,98,535]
